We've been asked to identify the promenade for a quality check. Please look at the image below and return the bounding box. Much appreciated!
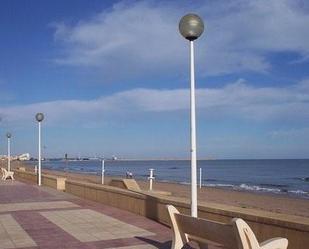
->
[0,180,171,249]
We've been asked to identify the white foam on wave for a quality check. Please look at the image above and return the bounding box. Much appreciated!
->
[288,190,308,195]
[237,184,281,193]
[179,181,191,185]
[206,183,235,188]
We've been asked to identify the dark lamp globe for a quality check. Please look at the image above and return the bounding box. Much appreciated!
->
[36,113,44,122]
[179,13,204,41]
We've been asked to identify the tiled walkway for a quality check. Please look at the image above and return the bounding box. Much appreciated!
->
[0,180,172,249]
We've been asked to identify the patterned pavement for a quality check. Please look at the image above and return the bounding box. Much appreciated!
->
[0,180,172,249]
[0,214,36,249]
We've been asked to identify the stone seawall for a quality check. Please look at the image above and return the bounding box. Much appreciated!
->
[13,169,309,249]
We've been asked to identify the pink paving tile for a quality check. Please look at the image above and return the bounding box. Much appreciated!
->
[0,182,53,203]
[13,211,83,248]
[0,180,176,248]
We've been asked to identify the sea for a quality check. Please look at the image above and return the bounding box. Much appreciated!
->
[25,159,309,199]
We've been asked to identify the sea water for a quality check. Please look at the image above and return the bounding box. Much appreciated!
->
[25,159,309,198]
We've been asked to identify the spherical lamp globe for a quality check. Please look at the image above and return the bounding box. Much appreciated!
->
[35,113,44,122]
[179,13,204,41]
[6,132,11,139]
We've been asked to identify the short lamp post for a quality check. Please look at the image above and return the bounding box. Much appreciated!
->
[179,13,204,218]
[101,159,105,185]
[6,132,12,172]
[148,169,155,191]
[35,113,44,186]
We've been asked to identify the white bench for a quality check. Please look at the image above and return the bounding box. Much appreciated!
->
[167,205,288,249]
[1,168,15,180]
[233,218,288,249]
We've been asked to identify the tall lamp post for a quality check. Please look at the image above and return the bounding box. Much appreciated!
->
[179,14,204,217]
[35,113,44,186]
[6,132,12,172]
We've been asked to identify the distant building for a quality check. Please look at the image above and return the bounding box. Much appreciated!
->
[0,153,31,161]
[18,153,30,161]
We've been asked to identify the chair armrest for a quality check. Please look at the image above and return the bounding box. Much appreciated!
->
[260,238,288,249]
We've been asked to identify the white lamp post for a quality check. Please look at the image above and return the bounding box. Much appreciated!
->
[6,132,11,172]
[148,169,155,191]
[35,113,44,186]
[179,13,204,217]
[101,159,105,184]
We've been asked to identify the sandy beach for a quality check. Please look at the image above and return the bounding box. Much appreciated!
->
[8,161,308,218]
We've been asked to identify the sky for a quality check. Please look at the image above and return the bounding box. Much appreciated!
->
[0,0,309,159]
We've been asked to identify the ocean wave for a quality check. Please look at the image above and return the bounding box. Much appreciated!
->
[236,184,309,197]
[205,183,235,188]
[237,184,281,193]
[288,190,308,195]
[179,181,191,185]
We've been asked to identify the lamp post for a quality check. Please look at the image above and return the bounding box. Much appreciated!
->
[148,169,155,191]
[35,113,44,186]
[179,13,204,217]
[6,132,11,172]
[101,159,105,184]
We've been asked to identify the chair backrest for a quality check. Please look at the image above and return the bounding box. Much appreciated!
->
[233,218,260,249]
[167,205,238,249]
[167,205,189,247]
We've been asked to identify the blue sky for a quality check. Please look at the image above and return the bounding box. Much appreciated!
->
[0,0,309,159]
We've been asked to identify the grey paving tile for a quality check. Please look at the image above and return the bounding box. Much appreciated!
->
[40,209,155,242]
[0,214,36,249]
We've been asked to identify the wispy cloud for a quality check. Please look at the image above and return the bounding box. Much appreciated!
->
[51,0,309,79]
[1,79,309,126]
[269,127,309,139]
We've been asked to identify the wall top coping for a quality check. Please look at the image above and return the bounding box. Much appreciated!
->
[14,169,66,181]
[66,179,146,199]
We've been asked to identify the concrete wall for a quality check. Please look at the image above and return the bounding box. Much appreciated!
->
[13,169,37,182]
[13,170,309,249]
[42,174,66,191]
[66,180,146,214]
[110,179,143,192]
[109,179,127,189]
[13,170,66,191]
[65,179,309,249]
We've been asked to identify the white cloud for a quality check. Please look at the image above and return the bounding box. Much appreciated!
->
[1,79,309,126]
[269,127,309,139]
[51,0,309,78]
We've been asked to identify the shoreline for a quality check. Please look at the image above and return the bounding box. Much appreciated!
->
[20,160,309,199]
[11,161,309,218]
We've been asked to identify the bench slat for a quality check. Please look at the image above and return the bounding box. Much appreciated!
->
[175,213,238,248]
